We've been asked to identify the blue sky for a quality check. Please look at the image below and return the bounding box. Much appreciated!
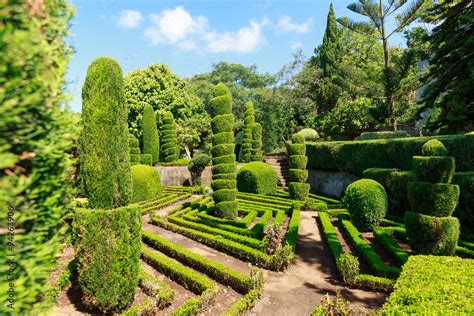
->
[67,0,407,112]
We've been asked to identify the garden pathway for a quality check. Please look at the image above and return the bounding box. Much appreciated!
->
[251,211,387,315]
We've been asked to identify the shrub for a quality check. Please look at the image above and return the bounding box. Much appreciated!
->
[404,212,460,255]
[359,130,409,140]
[289,133,309,200]
[373,227,409,264]
[251,122,263,161]
[80,57,132,209]
[297,128,319,141]
[74,206,141,312]
[421,139,448,156]
[140,154,152,166]
[343,179,387,231]
[453,172,474,235]
[210,83,238,219]
[306,134,474,176]
[237,162,278,195]
[131,165,162,203]
[339,253,359,285]
[383,256,474,314]
[285,208,300,251]
[412,156,455,183]
[160,111,179,162]
[142,104,160,164]
[242,101,255,162]
[288,182,310,200]
[407,182,460,217]
[188,154,211,185]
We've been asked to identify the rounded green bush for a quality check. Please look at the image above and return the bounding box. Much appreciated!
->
[404,211,460,255]
[421,139,448,156]
[289,156,307,170]
[297,128,319,141]
[288,182,310,200]
[251,122,263,161]
[407,182,460,217]
[288,144,306,156]
[343,179,388,231]
[210,83,238,219]
[80,56,131,209]
[131,164,162,203]
[159,111,179,162]
[140,154,152,166]
[142,104,160,164]
[412,156,455,183]
[289,169,309,182]
[292,133,305,144]
[237,162,278,195]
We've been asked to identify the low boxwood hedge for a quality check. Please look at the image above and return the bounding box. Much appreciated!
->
[250,209,273,237]
[138,268,174,309]
[373,227,409,265]
[285,208,300,251]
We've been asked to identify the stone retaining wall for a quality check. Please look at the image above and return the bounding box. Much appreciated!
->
[308,169,359,198]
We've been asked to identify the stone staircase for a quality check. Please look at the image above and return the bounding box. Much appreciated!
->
[265,155,291,187]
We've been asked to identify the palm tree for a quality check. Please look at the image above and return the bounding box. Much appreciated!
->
[338,0,426,130]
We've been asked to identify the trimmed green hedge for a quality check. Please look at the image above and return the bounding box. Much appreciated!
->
[306,134,474,176]
[242,101,255,163]
[285,208,300,251]
[383,256,474,314]
[453,172,474,235]
[210,83,238,219]
[289,134,309,200]
[222,289,261,316]
[319,212,343,265]
[138,268,174,309]
[250,209,273,237]
[358,131,409,140]
[373,227,409,265]
[160,111,179,162]
[142,104,160,164]
[131,164,162,203]
[421,139,448,156]
[74,206,141,312]
[140,154,152,166]
[407,182,460,217]
[412,156,455,183]
[237,162,278,195]
[251,122,263,161]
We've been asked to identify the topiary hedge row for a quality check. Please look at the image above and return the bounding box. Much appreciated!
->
[288,134,310,200]
[242,101,254,162]
[210,83,238,219]
[142,104,160,164]
[358,131,410,140]
[160,111,179,162]
[237,162,277,195]
[405,139,460,255]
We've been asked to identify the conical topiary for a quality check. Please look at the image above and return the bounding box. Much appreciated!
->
[142,104,160,164]
[242,101,254,162]
[129,134,140,166]
[288,133,310,200]
[160,111,179,162]
[251,122,263,161]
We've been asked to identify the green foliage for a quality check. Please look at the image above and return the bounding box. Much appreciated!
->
[383,256,474,314]
[138,269,174,309]
[284,208,300,251]
[373,227,409,265]
[140,154,152,166]
[251,122,263,161]
[142,104,160,164]
[210,83,238,219]
[412,156,455,183]
[160,111,179,162]
[74,207,142,312]
[289,132,309,200]
[222,289,261,316]
[359,131,409,140]
[188,154,211,185]
[343,179,387,231]
[419,0,474,133]
[453,172,474,236]
[242,101,255,162]
[288,182,310,200]
[250,209,273,238]
[237,162,278,195]
[296,128,319,141]
[407,182,460,217]
[319,212,343,264]
[339,253,359,285]
[80,57,132,209]
[421,139,448,156]
[0,1,76,312]
[131,165,162,203]
[404,212,460,255]
[306,134,474,176]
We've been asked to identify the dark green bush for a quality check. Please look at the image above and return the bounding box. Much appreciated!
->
[140,154,152,166]
[306,134,474,175]
[242,101,255,162]
[74,206,141,312]
[142,104,160,164]
[251,123,263,161]
[131,165,162,203]
[407,182,460,217]
[358,131,409,140]
[421,139,448,156]
[188,154,210,185]
[210,83,237,219]
[159,111,179,162]
[383,256,474,314]
[237,162,278,195]
[288,182,310,200]
[289,156,307,169]
[289,169,309,182]
[80,57,132,209]
[412,156,455,183]
[405,211,459,255]
[453,172,474,235]
[343,179,387,231]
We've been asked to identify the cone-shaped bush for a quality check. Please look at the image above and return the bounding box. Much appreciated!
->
[129,134,141,166]
[242,101,254,162]
[210,83,238,219]
[142,104,160,164]
[288,133,309,200]
[251,122,263,161]
[405,140,460,255]
[160,111,179,162]
[79,56,131,209]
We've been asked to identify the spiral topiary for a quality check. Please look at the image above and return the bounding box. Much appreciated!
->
[142,104,160,164]
[288,133,310,200]
[129,134,140,166]
[160,111,179,162]
[251,122,263,161]
[405,139,460,255]
[242,101,254,162]
[210,83,238,219]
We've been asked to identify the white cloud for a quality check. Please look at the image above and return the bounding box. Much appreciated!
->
[290,40,303,51]
[144,6,268,54]
[276,15,312,33]
[118,10,143,28]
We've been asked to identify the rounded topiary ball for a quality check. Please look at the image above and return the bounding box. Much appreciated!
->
[237,162,278,195]
[297,128,319,141]
[343,179,387,231]
[421,139,448,156]
[131,164,162,203]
